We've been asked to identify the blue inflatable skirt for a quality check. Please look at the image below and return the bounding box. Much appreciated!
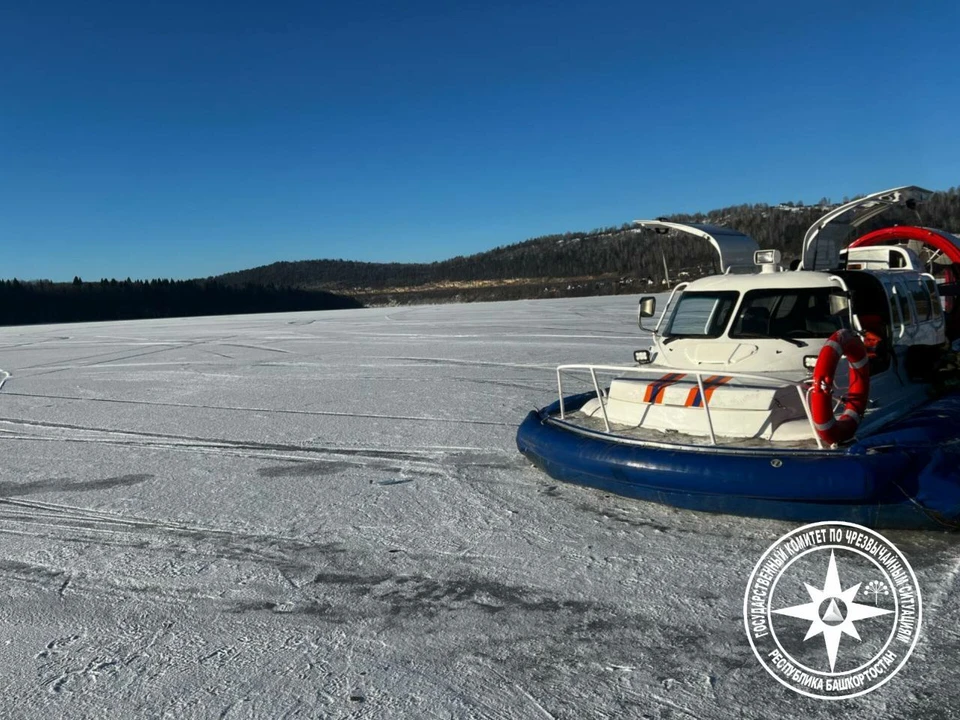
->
[516,392,960,529]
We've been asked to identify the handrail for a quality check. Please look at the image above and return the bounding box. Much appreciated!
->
[828,274,858,336]
[655,282,688,334]
[555,364,823,450]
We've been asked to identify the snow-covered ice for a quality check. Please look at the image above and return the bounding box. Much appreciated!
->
[0,295,957,718]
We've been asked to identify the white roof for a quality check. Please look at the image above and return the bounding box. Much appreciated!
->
[682,270,839,293]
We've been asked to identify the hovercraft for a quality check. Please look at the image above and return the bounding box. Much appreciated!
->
[517,186,960,529]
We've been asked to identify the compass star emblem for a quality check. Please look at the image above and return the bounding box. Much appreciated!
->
[773,551,893,671]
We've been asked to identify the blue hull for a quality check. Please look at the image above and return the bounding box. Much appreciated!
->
[516,393,960,529]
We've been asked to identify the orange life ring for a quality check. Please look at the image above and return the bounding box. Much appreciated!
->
[809,329,870,446]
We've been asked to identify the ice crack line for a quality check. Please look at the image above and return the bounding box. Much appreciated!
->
[0,369,9,392]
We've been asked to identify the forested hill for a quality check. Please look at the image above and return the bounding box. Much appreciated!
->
[0,279,362,327]
[216,187,960,305]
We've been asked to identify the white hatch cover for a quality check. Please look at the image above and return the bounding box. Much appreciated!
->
[800,186,933,271]
[632,221,759,274]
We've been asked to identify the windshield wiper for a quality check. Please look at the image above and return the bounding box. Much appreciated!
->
[734,333,807,347]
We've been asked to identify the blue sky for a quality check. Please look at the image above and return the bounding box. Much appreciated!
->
[3,1,959,281]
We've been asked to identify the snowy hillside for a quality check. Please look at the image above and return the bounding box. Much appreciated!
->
[0,296,957,718]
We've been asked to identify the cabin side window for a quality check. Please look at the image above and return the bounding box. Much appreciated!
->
[663,292,738,338]
[893,282,914,326]
[924,278,943,318]
[909,278,933,321]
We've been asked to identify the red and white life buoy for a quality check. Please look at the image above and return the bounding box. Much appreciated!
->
[809,329,871,446]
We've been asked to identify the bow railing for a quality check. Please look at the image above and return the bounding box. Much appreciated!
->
[555,364,823,449]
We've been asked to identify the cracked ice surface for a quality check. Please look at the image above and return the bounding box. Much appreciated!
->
[0,295,956,718]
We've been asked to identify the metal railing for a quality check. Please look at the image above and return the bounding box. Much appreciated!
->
[556,364,824,449]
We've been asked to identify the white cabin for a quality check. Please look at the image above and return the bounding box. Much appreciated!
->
[575,188,953,446]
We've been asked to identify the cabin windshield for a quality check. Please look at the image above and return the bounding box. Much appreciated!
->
[662,291,739,339]
[729,287,850,340]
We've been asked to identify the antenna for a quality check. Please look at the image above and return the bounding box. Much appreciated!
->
[654,218,671,285]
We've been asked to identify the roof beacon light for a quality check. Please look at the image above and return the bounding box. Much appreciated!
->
[754,249,782,273]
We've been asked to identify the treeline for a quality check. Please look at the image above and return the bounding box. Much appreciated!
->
[0,278,362,327]
[217,187,960,295]
[355,275,639,307]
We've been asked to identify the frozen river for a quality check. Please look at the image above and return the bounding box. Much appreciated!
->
[0,296,957,718]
